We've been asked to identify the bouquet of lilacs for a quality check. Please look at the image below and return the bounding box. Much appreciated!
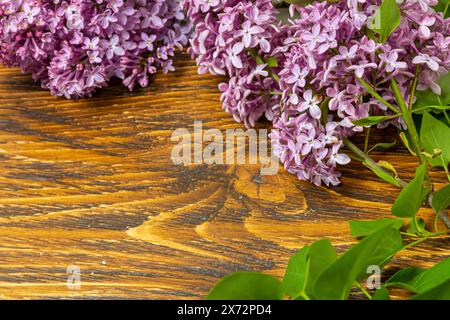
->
[183,0,450,188]
[0,0,191,98]
[184,0,450,300]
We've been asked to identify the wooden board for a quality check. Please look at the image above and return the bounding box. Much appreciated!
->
[0,53,448,299]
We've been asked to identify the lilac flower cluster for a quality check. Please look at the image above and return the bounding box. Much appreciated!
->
[184,0,450,186]
[182,0,285,127]
[0,0,191,98]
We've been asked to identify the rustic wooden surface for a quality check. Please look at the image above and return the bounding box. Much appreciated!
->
[0,53,448,300]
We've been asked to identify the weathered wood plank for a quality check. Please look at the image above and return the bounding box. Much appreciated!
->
[0,53,448,299]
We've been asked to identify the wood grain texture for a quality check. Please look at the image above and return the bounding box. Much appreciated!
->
[0,53,448,300]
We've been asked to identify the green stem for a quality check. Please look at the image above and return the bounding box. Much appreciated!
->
[379,231,448,267]
[408,66,420,110]
[443,164,450,183]
[444,110,450,127]
[438,209,450,229]
[429,193,450,229]
[400,231,420,237]
[412,216,423,236]
[390,79,425,166]
[358,78,399,114]
[297,292,311,300]
[402,231,447,251]
[343,138,406,187]
[434,209,440,233]
[411,105,450,113]
[364,127,371,153]
[353,281,372,300]
[269,69,280,82]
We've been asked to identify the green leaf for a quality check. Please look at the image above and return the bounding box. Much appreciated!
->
[349,218,403,238]
[412,105,450,114]
[420,112,450,168]
[206,272,284,300]
[377,160,398,178]
[410,280,450,300]
[399,132,416,156]
[407,257,450,293]
[387,257,450,294]
[432,184,450,213]
[282,239,337,299]
[283,246,310,298]
[247,49,265,65]
[391,163,430,218]
[352,115,400,126]
[305,239,337,296]
[266,56,278,68]
[362,160,401,187]
[283,0,316,4]
[413,73,450,111]
[386,267,425,292]
[372,287,390,300]
[312,226,403,300]
[369,0,401,43]
[434,1,449,20]
[405,218,426,235]
[367,141,397,154]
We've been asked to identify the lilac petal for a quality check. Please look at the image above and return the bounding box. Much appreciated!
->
[259,38,271,53]
[309,104,322,119]
[150,16,164,28]
[231,56,243,68]
[232,43,244,54]
[355,67,364,78]
[419,25,431,38]
[243,34,252,47]
[427,60,440,71]
[336,153,351,165]
[429,81,441,95]
[114,47,125,56]
[412,55,427,64]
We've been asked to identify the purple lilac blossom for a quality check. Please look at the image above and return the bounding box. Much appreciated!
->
[272,0,449,186]
[0,0,192,98]
[182,0,286,128]
[185,0,449,186]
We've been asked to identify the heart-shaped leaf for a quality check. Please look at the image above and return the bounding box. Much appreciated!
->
[432,184,450,213]
[283,246,310,298]
[411,280,450,300]
[206,272,284,300]
[312,226,403,300]
[386,267,425,292]
[369,0,401,43]
[306,239,337,295]
[391,163,430,218]
[349,218,403,238]
[283,239,337,299]
[406,257,450,293]
[387,257,450,294]
[420,112,450,168]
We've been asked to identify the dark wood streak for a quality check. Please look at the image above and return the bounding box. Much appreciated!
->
[0,53,448,299]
